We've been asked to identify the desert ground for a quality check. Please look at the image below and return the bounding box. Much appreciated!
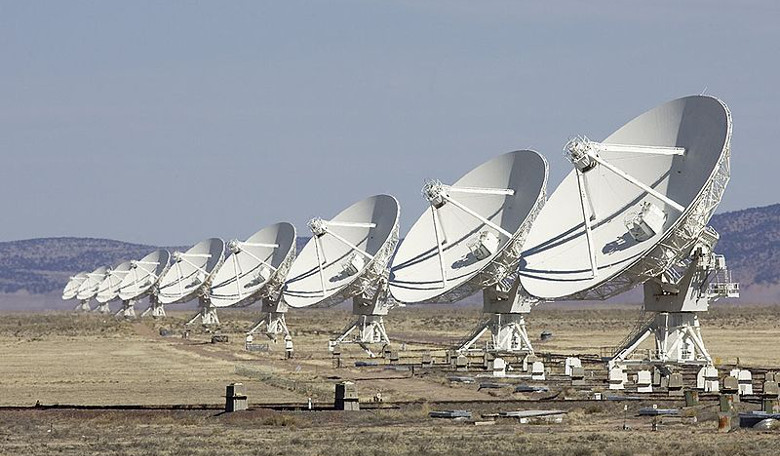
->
[0,303,779,455]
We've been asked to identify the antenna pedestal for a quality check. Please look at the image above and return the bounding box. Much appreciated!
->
[457,278,536,354]
[610,312,711,369]
[93,302,111,314]
[609,238,738,368]
[115,300,136,319]
[329,280,391,356]
[141,295,166,318]
[247,297,290,342]
[187,296,219,326]
[74,300,91,312]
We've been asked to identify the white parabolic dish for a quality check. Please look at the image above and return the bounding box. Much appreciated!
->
[117,249,171,301]
[96,261,133,303]
[389,150,548,304]
[284,194,400,309]
[157,239,225,305]
[519,95,732,300]
[76,266,109,301]
[209,222,297,308]
[62,272,88,300]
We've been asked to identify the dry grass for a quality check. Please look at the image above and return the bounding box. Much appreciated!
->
[0,315,306,406]
[1,407,779,456]
[1,305,779,454]
[1,305,780,407]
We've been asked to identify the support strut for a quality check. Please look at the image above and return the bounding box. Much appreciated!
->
[608,232,738,368]
[456,276,537,354]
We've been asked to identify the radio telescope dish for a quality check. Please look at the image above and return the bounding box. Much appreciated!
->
[391,150,548,303]
[63,272,88,300]
[118,250,171,301]
[157,238,225,325]
[520,96,731,299]
[209,222,296,340]
[94,261,133,314]
[116,249,171,319]
[518,95,738,366]
[62,272,89,311]
[389,150,548,353]
[284,194,400,353]
[75,266,109,311]
[211,223,296,308]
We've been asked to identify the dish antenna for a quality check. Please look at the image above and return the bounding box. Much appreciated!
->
[75,266,109,312]
[117,249,172,318]
[209,222,296,340]
[157,238,225,325]
[62,272,89,311]
[94,261,133,314]
[390,150,548,354]
[518,95,739,366]
[284,195,400,354]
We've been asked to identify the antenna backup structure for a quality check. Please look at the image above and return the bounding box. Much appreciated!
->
[74,266,109,312]
[519,95,738,367]
[117,249,171,318]
[94,261,133,314]
[209,222,296,341]
[284,195,400,354]
[63,272,89,311]
[390,150,548,354]
[157,239,225,325]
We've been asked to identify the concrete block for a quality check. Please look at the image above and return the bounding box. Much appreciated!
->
[763,381,779,399]
[564,357,582,377]
[531,361,545,381]
[668,373,684,397]
[722,376,739,394]
[492,357,506,377]
[738,370,753,396]
[225,383,248,412]
[637,370,652,393]
[335,381,359,411]
[571,366,586,385]
[609,366,626,391]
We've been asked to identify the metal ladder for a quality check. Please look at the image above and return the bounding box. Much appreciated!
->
[610,309,653,358]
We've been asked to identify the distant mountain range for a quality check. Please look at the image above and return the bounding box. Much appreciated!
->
[709,203,780,287]
[0,204,778,303]
[0,237,309,296]
[0,238,182,294]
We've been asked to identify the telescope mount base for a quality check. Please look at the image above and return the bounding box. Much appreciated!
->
[141,300,166,318]
[94,303,111,314]
[330,278,393,357]
[186,299,220,326]
[609,238,738,368]
[457,278,537,354]
[247,312,290,343]
[115,300,136,319]
[74,300,91,312]
[609,312,711,368]
[247,296,290,343]
[458,313,534,354]
[330,315,390,357]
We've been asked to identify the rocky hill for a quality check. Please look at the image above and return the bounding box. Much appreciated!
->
[0,237,309,296]
[0,204,777,302]
[709,203,780,286]
[0,238,172,294]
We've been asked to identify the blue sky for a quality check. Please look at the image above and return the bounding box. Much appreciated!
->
[1,1,778,245]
